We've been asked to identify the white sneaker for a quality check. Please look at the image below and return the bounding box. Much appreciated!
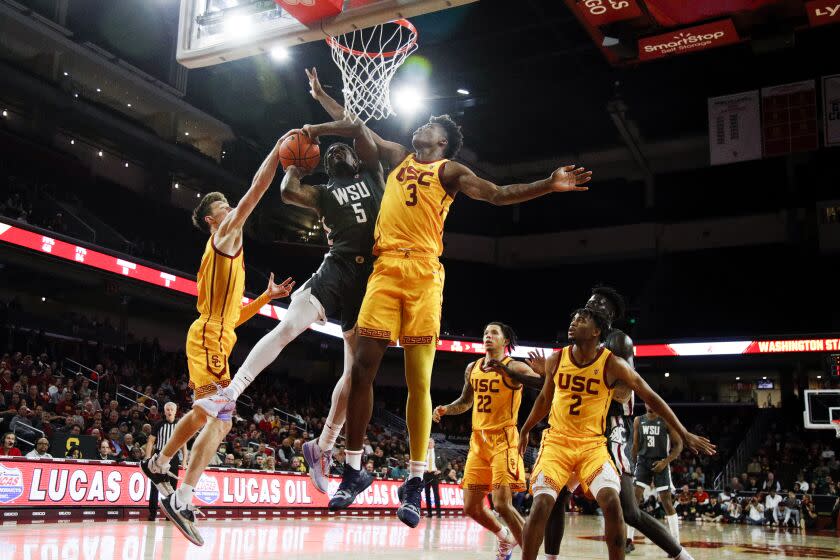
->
[496,527,515,560]
[194,384,235,420]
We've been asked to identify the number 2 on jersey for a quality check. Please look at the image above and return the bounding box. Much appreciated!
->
[405,184,418,206]
[476,394,492,413]
[568,394,582,415]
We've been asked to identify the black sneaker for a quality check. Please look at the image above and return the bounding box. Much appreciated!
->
[396,477,424,528]
[328,466,373,510]
[140,454,177,497]
[160,494,204,546]
[625,539,635,554]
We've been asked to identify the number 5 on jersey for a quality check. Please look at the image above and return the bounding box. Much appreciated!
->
[352,202,367,223]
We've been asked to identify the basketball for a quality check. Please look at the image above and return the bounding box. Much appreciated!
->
[278,133,320,172]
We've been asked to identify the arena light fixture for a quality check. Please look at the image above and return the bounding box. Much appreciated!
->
[456,88,469,95]
[174,182,179,189]
[224,14,252,39]
[73,93,79,98]
[127,103,132,108]
[196,193,201,198]
[41,297,46,302]
[1,110,7,117]
[817,375,822,379]
[664,372,670,378]
[70,139,75,145]
[96,88,101,93]
[97,151,103,157]
[736,376,741,380]
[63,71,69,76]
[270,46,289,61]
[124,162,129,168]
[393,87,423,115]
[185,131,190,136]
[762,376,767,380]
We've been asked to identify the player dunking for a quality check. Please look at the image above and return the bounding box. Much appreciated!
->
[539,287,698,560]
[432,322,540,560]
[140,135,295,545]
[518,304,715,560]
[302,109,592,528]
[633,403,683,542]
[198,68,384,494]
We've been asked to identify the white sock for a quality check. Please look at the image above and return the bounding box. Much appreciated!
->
[494,527,508,540]
[674,548,694,560]
[227,366,255,401]
[175,483,194,506]
[666,513,680,541]
[345,449,362,470]
[409,461,426,480]
[318,422,342,452]
[626,526,635,540]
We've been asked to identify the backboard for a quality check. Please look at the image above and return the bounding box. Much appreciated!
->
[177,0,477,69]
[803,389,840,437]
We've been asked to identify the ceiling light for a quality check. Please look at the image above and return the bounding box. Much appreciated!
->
[270,46,289,61]
[762,376,767,380]
[817,375,822,379]
[224,14,252,39]
[735,376,740,380]
[127,103,132,108]
[70,139,75,145]
[124,162,129,168]
[185,132,190,136]
[456,88,469,95]
[96,88,101,93]
[74,93,79,98]
[41,297,46,302]
[1,110,7,117]
[63,71,69,76]
[97,151,103,157]
[664,372,670,378]
[174,183,179,189]
[196,193,201,198]
[393,87,423,115]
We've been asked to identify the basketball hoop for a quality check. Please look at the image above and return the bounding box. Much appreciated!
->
[326,19,418,123]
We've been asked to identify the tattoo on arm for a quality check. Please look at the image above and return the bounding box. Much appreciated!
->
[442,363,474,416]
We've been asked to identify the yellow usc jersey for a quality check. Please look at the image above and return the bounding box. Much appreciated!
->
[195,235,246,326]
[470,357,523,431]
[373,155,453,257]
[546,347,614,440]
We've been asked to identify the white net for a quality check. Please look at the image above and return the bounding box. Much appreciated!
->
[327,19,418,123]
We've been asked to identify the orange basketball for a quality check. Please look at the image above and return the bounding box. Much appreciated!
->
[278,133,320,172]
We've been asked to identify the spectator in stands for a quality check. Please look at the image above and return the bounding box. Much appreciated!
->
[703,496,723,522]
[694,485,710,512]
[746,475,759,492]
[224,454,235,467]
[746,456,762,476]
[746,497,765,525]
[25,437,52,459]
[1,432,21,456]
[130,447,145,462]
[121,433,137,459]
[726,498,743,524]
[107,427,123,455]
[289,456,307,473]
[98,440,117,461]
[799,494,817,527]
[729,477,744,493]
[675,485,692,518]
[263,456,276,473]
[331,449,345,477]
[762,471,781,493]
[277,437,293,467]
[781,491,801,529]
[764,488,782,525]
[390,460,408,480]
[9,404,40,441]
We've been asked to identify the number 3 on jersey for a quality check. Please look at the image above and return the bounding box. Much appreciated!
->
[405,184,418,206]
[352,202,367,223]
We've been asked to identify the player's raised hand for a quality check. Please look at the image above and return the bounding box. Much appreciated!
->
[482,359,507,375]
[526,349,547,375]
[305,67,324,99]
[266,273,295,300]
[279,129,302,144]
[683,432,717,456]
[432,405,447,423]
[300,124,321,144]
[549,165,592,192]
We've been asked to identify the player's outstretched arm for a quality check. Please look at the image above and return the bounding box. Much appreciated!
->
[433,363,475,421]
[606,356,716,456]
[442,162,592,206]
[484,358,542,390]
[518,351,560,455]
[653,425,683,473]
[280,166,321,211]
[236,273,295,328]
[218,131,295,238]
[306,67,345,121]
[303,119,407,170]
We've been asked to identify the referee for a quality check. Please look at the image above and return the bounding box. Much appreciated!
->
[145,402,188,521]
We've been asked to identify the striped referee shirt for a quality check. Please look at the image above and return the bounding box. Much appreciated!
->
[152,420,177,452]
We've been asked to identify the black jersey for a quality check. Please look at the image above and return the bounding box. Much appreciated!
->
[637,415,669,458]
[605,329,634,419]
[316,168,383,256]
